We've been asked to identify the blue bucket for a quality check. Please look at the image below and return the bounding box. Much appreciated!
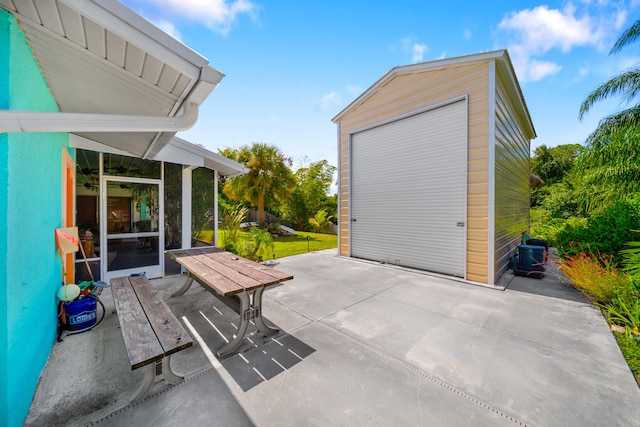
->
[64,297,97,331]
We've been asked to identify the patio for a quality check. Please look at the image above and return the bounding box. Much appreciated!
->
[25,249,640,426]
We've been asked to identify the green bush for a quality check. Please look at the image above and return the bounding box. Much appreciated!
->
[530,209,587,248]
[555,200,640,262]
[540,182,581,218]
[614,332,640,383]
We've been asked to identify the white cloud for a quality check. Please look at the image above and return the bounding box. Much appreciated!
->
[146,0,257,35]
[399,37,429,63]
[411,43,427,63]
[463,29,472,40]
[154,20,182,41]
[320,91,339,111]
[527,59,563,81]
[576,66,589,81]
[496,4,626,83]
[345,84,362,96]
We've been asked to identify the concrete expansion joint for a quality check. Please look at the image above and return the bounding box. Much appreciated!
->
[318,321,530,427]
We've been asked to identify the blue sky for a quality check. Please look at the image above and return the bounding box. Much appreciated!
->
[122,0,640,169]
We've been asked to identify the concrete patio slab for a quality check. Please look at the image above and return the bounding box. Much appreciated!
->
[24,249,640,426]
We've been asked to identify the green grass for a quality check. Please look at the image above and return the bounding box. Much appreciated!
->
[614,332,640,385]
[197,230,337,259]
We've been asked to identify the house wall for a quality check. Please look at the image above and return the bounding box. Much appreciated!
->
[493,69,531,283]
[337,62,491,282]
[0,12,70,427]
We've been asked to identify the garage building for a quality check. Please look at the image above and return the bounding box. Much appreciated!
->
[332,50,536,286]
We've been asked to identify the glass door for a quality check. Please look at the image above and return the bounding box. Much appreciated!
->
[101,177,163,281]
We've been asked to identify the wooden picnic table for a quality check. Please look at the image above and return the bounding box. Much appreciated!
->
[167,247,293,356]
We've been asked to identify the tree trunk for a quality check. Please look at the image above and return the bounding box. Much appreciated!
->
[257,193,265,228]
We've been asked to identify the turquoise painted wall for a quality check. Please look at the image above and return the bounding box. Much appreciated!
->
[0,11,70,427]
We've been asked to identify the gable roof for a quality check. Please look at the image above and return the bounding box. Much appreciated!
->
[332,50,536,139]
[1,0,223,158]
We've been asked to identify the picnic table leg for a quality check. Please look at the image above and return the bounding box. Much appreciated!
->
[131,363,156,403]
[253,287,279,336]
[217,291,251,357]
[171,275,194,297]
[161,355,185,385]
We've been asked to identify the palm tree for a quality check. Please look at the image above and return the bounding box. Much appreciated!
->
[221,143,296,228]
[308,209,334,234]
[577,20,640,196]
[579,20,640,143]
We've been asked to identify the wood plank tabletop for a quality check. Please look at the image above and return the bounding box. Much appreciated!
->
[168,247,294,295]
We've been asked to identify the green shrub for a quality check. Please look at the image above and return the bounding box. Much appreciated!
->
[555,200,640,262]
[608,293,640,338]
[614,332,640,384]
[238,227,274,262]
[220,205,247,253]
[621,236,640,283]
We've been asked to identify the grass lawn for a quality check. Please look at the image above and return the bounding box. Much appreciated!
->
[198,230,337,259]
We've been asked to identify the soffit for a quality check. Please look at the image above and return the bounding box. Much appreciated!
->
[0,0,220,158]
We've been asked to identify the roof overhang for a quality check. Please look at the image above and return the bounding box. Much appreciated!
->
[71,134,248,178]
[332,50,536,139]
[0,0,224,158]
[154,136,248,177]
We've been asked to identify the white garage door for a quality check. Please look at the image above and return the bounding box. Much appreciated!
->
[350,99,467,277]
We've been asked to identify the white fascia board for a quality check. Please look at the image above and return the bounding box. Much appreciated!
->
[157,137,248,177]
[70,134,131,156]
[154,142,205,167]
[0,102,198,133]
[61,0,207,74]
[188,65,225,105]
[495,52,536,139]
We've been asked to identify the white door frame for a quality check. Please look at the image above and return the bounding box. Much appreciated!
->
[100,175,165,282]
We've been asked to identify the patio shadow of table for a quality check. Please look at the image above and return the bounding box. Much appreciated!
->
[164,283,315,392]
[220,332,315,391]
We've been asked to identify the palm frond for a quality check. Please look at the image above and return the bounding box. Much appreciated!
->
[583,105,640,145]
[579,70,640,120]
[611,20,640,54]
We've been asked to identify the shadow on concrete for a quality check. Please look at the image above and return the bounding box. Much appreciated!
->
[220,332,315,392]
[503,260,590,304]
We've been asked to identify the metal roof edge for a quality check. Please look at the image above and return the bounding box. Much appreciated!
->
[168,136,248,176]
[494,50,537,139]
[331,50,530,126]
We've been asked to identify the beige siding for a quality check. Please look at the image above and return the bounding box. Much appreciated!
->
[493,73,531,282]
[337,63,490,282]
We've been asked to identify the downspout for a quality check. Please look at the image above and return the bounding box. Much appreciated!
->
[0,102,198,133]
[144,66,224,159]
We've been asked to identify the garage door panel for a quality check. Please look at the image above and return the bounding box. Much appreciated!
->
[350,99,466,277]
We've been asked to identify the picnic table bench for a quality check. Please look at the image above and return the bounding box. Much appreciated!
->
[168,247,293,356]
[110,275,193,403]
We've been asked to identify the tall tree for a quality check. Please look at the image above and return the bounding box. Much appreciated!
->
[531,144,582,185]
[279,159,337,230]
[221,143,296,227]
[577,20,640,205]
[579,19,640,144]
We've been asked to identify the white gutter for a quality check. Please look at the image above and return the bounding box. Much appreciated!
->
[0,102,197,133]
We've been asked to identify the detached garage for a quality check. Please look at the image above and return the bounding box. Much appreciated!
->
[332,50,536,286]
